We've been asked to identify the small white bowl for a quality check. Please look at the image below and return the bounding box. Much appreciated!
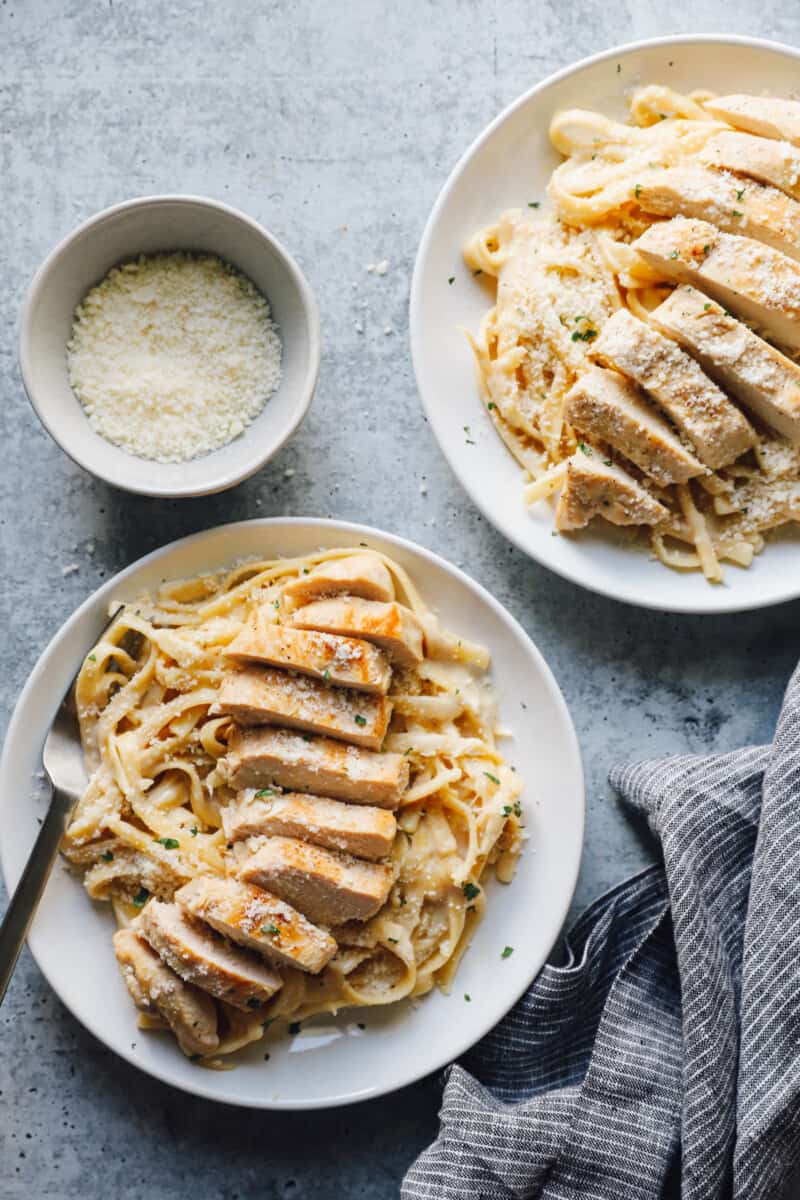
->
[19,195,320,497]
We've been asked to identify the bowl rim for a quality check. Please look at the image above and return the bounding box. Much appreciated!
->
[18,193,321,499]
[409,33,800,615]
[0,516,585,1109]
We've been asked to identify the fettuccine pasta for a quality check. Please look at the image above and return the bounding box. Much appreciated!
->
[466,84,800,582]
[63,547,523,1062]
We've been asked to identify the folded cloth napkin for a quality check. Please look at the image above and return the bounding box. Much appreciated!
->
[403,663,800,1200]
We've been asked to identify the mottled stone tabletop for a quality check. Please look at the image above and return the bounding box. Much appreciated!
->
[1,3,799,1196]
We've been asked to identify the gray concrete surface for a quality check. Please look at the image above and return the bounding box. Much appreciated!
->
[1,3,799,1196]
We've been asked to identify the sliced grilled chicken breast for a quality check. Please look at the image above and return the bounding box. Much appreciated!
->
[590,308,756,469]
[175,877,336,975]
[650,285,800,444]
[292,598,424,669]
[565,365,706,486]
[218,666,392,751]
[634,216,800,354]
[555,453,668,532]
[113,928,219,1057]
[227,727,408,809]
[702,130,800,203]
[226,622,391,695]
[283,554,395,605]
[704,94,800,146]
[634,165,800,262]
[238,836,394,924]
[222,791,397,860]
[136,900,283,1011]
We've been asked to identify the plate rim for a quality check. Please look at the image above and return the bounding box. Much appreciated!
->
[0,516,585,1109]
[410,32,800,616]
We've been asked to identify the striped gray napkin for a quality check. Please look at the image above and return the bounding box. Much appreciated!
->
[403,662,800,1200]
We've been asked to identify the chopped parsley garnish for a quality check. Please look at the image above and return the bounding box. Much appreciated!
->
[571,327,598,342]
[155,836,179,850]
[668,250,679,260]
[501,946,514,959]
[513,799,522,818]
[273,598,280,609]
[462,882,481,902]
[487,401,496,411]
[288,1021,301,1035]
[190,826,198,837]
[484,771,500,785]
[732,209,743,218]
[323,668,331,681]
[448,275,455,285]
[247,998,262,1009]
[101,850,114,862]
[464,994,472,1002]
[387,937,399,945]
[704,303,711,311]
[604,459,612,467]
[703,243,711,255]
[736,188,745,201]
[255,788,274,798]
[503,805,512,816]
[261,924,280,937]
[132,887,149,908]
[399,896,407,906]
[634,183,642,199]
[354,714,367,727]
[578,442,592,456]
[87,653,97,663]
[528,201,540,208]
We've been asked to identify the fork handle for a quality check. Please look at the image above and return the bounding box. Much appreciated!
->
[0,785,72,1004]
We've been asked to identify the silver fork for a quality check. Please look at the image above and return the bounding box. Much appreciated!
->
[0,606,123,1003]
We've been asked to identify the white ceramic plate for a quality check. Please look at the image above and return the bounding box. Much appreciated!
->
[411,35,800,614]
[0,519,583,1109]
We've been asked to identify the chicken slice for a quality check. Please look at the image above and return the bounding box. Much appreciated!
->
[590,308,756,469]
[555,452,668,532]
[650,285,800,444]
[218,666,392,752]
[565,365,706,486]
[701,130,800,203]
[136,900,283,1011]
[292,598,424,669]
[113,928,219,1057]
[237,836,394,924]
[226,621,391,695]
[283,554,395,605]
[228,726,408,809]
[704,94,800,146]
[634,165,800,262]
[634,216,800,354]
[222,791,397,861]
[175,877,336,975]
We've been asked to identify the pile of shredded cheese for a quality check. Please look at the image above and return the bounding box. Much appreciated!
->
[67,252,282,463]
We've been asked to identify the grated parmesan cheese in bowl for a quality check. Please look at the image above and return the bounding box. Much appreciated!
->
[67,252,282,463]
